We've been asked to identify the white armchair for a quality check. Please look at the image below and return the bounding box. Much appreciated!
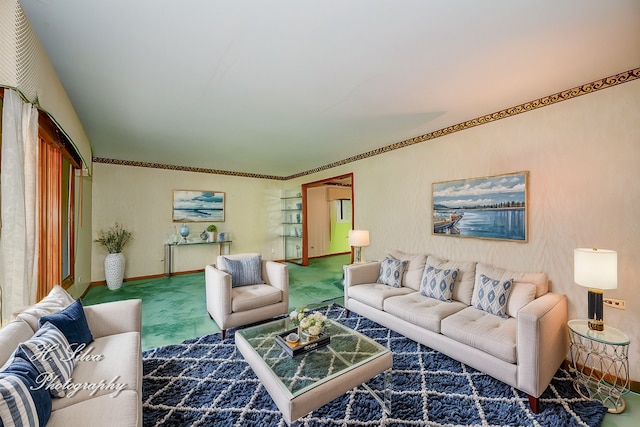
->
[205,253,289,339]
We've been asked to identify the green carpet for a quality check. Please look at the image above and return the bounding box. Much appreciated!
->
[82,254,349,351]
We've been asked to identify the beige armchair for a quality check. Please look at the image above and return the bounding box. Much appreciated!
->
[205,253,289,339]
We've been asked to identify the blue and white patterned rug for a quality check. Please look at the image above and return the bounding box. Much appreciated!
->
[142,304,606,426]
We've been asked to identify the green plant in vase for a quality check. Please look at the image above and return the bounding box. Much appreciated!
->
[95,223,133,290]
[206,224,217,242]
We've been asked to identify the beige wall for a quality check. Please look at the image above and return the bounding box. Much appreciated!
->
[289,79,640,380]
[91,164,284,281]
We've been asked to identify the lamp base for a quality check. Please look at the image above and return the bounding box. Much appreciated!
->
[354,246,363,263]
[588,319,604,332]
[587,288,604,331]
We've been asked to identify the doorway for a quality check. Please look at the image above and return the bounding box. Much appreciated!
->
[301,173,353,266]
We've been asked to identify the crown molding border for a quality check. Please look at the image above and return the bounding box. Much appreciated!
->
[91,158,286,180]
[94,67,640,180]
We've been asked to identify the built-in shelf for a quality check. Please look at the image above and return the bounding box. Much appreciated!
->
[281,190,303,263]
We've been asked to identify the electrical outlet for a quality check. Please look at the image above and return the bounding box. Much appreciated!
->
[603,298,625,310]
[271,248,275,254]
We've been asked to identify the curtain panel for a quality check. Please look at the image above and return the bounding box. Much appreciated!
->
[0,89,39,325]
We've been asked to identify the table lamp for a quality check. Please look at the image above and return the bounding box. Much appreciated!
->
[574,248,617,331]
[349,230,370,263]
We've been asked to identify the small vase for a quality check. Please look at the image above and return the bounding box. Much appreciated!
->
[179,223,190,242]
[104,252,125,290]
[206,231,217,242]
[300,330,319,342]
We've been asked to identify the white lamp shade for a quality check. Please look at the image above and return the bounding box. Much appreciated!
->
[348,230,370,247]
[574,248,617,290]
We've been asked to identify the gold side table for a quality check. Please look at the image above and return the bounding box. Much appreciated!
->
[568,319,630,413]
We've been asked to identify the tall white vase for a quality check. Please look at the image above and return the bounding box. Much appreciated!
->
[104,252,125,290]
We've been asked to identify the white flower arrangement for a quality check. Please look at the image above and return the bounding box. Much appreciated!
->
[289,307,327,337]
[289,307,307,326]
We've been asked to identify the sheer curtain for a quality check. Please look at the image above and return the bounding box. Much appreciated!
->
[0,89,39,325]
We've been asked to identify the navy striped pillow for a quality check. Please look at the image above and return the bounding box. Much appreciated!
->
[16,322,76,398]
[0,356,52,426]
[224,256,264,288]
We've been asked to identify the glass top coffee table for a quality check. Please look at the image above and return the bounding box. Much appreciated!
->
[235,317,392,424]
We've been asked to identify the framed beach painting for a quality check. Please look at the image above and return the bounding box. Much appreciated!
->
[173,190,225,222]
[432,171,528,242]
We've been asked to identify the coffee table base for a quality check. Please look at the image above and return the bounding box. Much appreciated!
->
[236,333,393,424]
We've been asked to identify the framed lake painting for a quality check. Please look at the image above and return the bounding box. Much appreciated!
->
[432,171,528,242]
[173,190,225,222]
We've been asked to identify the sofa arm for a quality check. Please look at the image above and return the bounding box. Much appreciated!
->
[516,292,568,397]
[205,264,232,320]
[264,261,289,292]
[84,299,142,339]
[344,262,381,289]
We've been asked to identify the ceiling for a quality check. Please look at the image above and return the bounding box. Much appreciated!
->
[19,1,640,178]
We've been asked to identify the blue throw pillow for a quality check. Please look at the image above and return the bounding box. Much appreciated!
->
[376,257,408,288]
[224,256,264,288]
[15,322,76,398]
[39,299,93,351]
[420,266,458,302]
[474,274,514,318]
[0,355,52,427]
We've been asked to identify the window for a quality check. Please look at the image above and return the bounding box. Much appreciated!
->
[0,89,81,302]
[37,114,81,300]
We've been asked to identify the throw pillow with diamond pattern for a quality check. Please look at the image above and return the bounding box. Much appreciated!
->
[420,266,459,301]
[474,274,514,318]
[376,257,408,288]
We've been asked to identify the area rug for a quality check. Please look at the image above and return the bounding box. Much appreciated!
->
[142,304,606,426]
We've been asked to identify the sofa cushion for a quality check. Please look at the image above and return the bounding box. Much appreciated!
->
[506,282,536,318]
[0,320,34,368]
[426,256,476,305]
[50,332,140,411]
[473,274,513,318]
[223,255,264,288]
[420,266,458,302]
[0,355,52,427]
[231,285,282,312]
[376,257,408,288]
[15,286,75,332]
[348,283,414,311]
[475,264,546,316]
[47,391,140,427]
[47,390,143,427]
[39,299,93,351]
[15,322,76,398]
[384,293,467,333]
[441,306,517,364]
[388,250,427,291]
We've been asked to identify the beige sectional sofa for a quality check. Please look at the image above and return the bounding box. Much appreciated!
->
[0,286,142,426]
[343,250,568,413]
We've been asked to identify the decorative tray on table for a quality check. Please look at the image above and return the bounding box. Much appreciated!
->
[275,328,330,357]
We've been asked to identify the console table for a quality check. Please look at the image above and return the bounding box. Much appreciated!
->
[164,240,232,277]
[568,319,630,413]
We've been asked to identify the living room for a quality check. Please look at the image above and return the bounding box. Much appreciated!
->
[87,64,640,426]
[1,1,639,426]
